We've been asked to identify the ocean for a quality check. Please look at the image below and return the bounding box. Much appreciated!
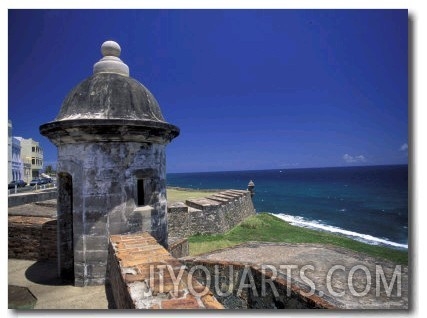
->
[167,165,408,250]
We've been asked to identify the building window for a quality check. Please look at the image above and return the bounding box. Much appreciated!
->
[32,158,35,165]
[32,146,35,152]
[137,179,146,206]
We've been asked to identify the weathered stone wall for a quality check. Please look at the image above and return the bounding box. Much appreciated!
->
[107,240,134,309]
[168,190,255,237]
[167,202,190,238]
[180,258,339,309]
[168,237,189,259]
[57,173,74,281]
[57,141,169,286]
[8,215,57,261]
[107,232,223,309]
[8,189,57,208]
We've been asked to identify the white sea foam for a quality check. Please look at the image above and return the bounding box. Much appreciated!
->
[272,213,408,249]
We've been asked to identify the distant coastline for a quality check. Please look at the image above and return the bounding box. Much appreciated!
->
[167,186,227,193]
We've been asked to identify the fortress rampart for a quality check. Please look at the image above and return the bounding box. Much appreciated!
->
[168,189,256,238]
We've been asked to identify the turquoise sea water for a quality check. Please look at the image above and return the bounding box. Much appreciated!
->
[167,165,408,249]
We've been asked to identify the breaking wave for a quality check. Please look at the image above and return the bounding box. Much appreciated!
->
[272,213,408,250]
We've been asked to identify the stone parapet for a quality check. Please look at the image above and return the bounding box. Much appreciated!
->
[180,257,340,309]
[185,198,222,211]
[8,215,57,261]
[107,232,223,309]
[8,189,57,208]
[168,237,189,259]
[168,190,255,237]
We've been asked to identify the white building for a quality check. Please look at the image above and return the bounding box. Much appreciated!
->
[11,137,24,181]
[8,120,12,183]
[15,137,43,181]
[9,119,44,183]
[8,120,24,182]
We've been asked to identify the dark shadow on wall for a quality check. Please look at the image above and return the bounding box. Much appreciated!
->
[40,219,58,261]
[104,281,117,309]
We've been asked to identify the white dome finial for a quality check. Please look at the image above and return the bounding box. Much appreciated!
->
[101,41,121,57]
[93,40,129,76]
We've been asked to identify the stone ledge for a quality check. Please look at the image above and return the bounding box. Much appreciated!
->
[222,190,247,196]
[213,193,236,200]
[206,196,229,204]
[108,232,224,309]
[167,201,189,213]
[8,190,57,208]
[9,215,56,225]
[168,237,189,258]
[185,198,222,210]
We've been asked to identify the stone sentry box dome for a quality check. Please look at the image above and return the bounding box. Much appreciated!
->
[40,40,179,286]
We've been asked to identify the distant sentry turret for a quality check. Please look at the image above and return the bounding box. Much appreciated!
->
[248,180,255,198]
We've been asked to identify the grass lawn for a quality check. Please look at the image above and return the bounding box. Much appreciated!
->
[167,187,220,203]
[188,213,408,265]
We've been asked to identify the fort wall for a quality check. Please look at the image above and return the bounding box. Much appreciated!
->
[8,189,57,207]
[168,189,255,237]
[8,215,57,261]
[8,200,57,261]
[180,258,340,309]
[107,232,223,309]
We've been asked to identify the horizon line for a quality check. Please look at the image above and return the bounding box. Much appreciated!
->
[167,163,409,174]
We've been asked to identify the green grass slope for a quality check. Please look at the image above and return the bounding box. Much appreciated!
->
[188,213,408,265]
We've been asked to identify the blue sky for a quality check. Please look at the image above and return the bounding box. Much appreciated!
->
[8,9,408,173]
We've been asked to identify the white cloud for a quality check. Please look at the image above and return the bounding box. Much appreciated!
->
[343,154,367,164]
[399,143,408,151]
